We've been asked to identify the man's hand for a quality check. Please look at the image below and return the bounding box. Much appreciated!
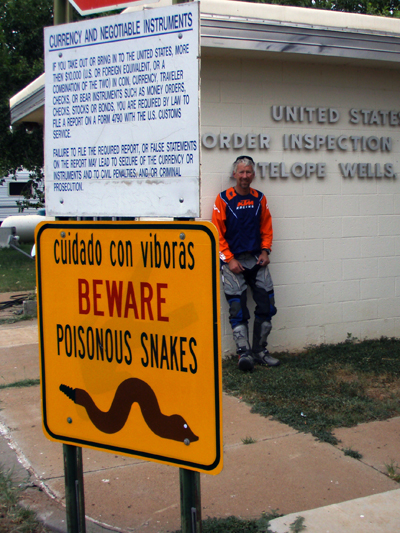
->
[228,258,245,274]
[256,250,270,267]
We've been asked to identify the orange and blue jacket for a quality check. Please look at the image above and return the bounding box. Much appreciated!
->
[212,187,273,263]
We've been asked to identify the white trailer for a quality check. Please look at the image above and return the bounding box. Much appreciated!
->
[0,171,42,224]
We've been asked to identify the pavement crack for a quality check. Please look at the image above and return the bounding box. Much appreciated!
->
[224,431,299,450]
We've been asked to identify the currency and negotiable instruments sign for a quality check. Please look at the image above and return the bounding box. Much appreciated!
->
[36,221,222,475]
[44,2,200,218]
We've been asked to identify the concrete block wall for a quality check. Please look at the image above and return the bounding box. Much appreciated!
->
[200,56,400,354]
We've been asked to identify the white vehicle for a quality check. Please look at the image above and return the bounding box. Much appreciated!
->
[0,170,43,224]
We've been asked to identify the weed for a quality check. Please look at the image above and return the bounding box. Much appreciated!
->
[0,464,46,533]
[174,515,260,533]
[0,379,40,390]
[256,510,282,532]
[173,510,282,533]
[173,512,304,533]
[289,516,306,532]
[384,460,400,482]
[0,314,35,326]
[343,448,363,460]
[345,333,358,343]
[241,436,257,445]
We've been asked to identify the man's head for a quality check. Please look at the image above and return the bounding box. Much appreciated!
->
[232,155,255,195]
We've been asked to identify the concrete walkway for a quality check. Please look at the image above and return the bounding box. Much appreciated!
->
[0,315,400,532]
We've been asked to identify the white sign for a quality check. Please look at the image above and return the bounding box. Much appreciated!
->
[44,3,199,218]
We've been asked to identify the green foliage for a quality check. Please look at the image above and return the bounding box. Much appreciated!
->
[0,244,36,292]
[0,378,40,390]
[201,516,261,532]
[249,0,400,17]
[172,512,307,533]
[0,1,125,209]
[173,511,283,533]
[343,447,363,459]
[289,516,306,533]
[0,0,52,207]
[385,459,400,482]
[223,338,400,443]
[0,463,45,533]
[241,435,257,444]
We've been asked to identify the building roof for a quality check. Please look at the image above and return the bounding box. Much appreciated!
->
[10,0,400,124]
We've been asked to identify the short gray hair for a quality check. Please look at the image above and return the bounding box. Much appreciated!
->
[232,155,255,173]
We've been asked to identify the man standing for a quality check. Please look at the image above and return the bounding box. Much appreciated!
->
[212,155,280,371]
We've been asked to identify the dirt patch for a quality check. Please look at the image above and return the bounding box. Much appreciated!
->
[334,366,400,403]
[365,378,400,402]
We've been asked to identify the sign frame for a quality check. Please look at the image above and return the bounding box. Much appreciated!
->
[36,221,222,474]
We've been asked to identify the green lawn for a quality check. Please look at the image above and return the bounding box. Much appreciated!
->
[223,336,400,444]
[0,244,36,292]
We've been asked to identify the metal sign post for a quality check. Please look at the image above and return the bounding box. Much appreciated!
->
[180,468,201,533]
[36,220,222,531]
[63,444,86,533]
[42,4,210,530]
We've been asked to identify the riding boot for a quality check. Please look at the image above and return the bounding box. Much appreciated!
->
[233,324,254,371]
[252,319,280,367]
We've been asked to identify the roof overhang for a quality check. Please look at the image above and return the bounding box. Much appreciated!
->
[10,0,400,124]
[10,74,45,126]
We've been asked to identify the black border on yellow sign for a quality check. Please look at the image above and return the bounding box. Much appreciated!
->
[36,221,221,473]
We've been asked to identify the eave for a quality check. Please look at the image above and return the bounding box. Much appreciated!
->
[10,0,400,125]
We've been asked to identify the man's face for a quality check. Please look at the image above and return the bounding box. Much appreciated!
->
[233,162,255,193]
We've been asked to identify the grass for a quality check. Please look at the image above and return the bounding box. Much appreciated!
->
[0,245,36,292]
[0,379,40,391]
[0,315,35,326]
[343,447,363,460]
[0,464,46,533]
[223,336,400,445]
[384,460,400,482]
[289,516,306,533]
[241,436,257,445]
[173,511,305,533]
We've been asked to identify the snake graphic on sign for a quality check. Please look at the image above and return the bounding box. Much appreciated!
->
[60,378,199,443]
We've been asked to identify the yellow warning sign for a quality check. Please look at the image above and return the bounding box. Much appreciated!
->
[35,221,222,475]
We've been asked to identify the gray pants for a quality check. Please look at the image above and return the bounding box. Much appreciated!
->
[221,253,276,330]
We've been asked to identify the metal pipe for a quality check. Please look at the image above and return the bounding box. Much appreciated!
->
[54,0,73,25]
[63,444,86,533]
[179,468,202,533]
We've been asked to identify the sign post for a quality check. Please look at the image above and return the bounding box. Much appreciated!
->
[63,444,85,533]
[180,468,201,533]
[42,4,208,530]
[36,220,223,526]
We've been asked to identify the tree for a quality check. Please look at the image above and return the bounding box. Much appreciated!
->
[0,0,53,209]
[250,0,400,16]
[0,1,121,210]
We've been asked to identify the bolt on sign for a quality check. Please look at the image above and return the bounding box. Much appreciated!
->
[36,221,223,475]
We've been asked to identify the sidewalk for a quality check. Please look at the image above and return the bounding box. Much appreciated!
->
[1,316,400,532]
